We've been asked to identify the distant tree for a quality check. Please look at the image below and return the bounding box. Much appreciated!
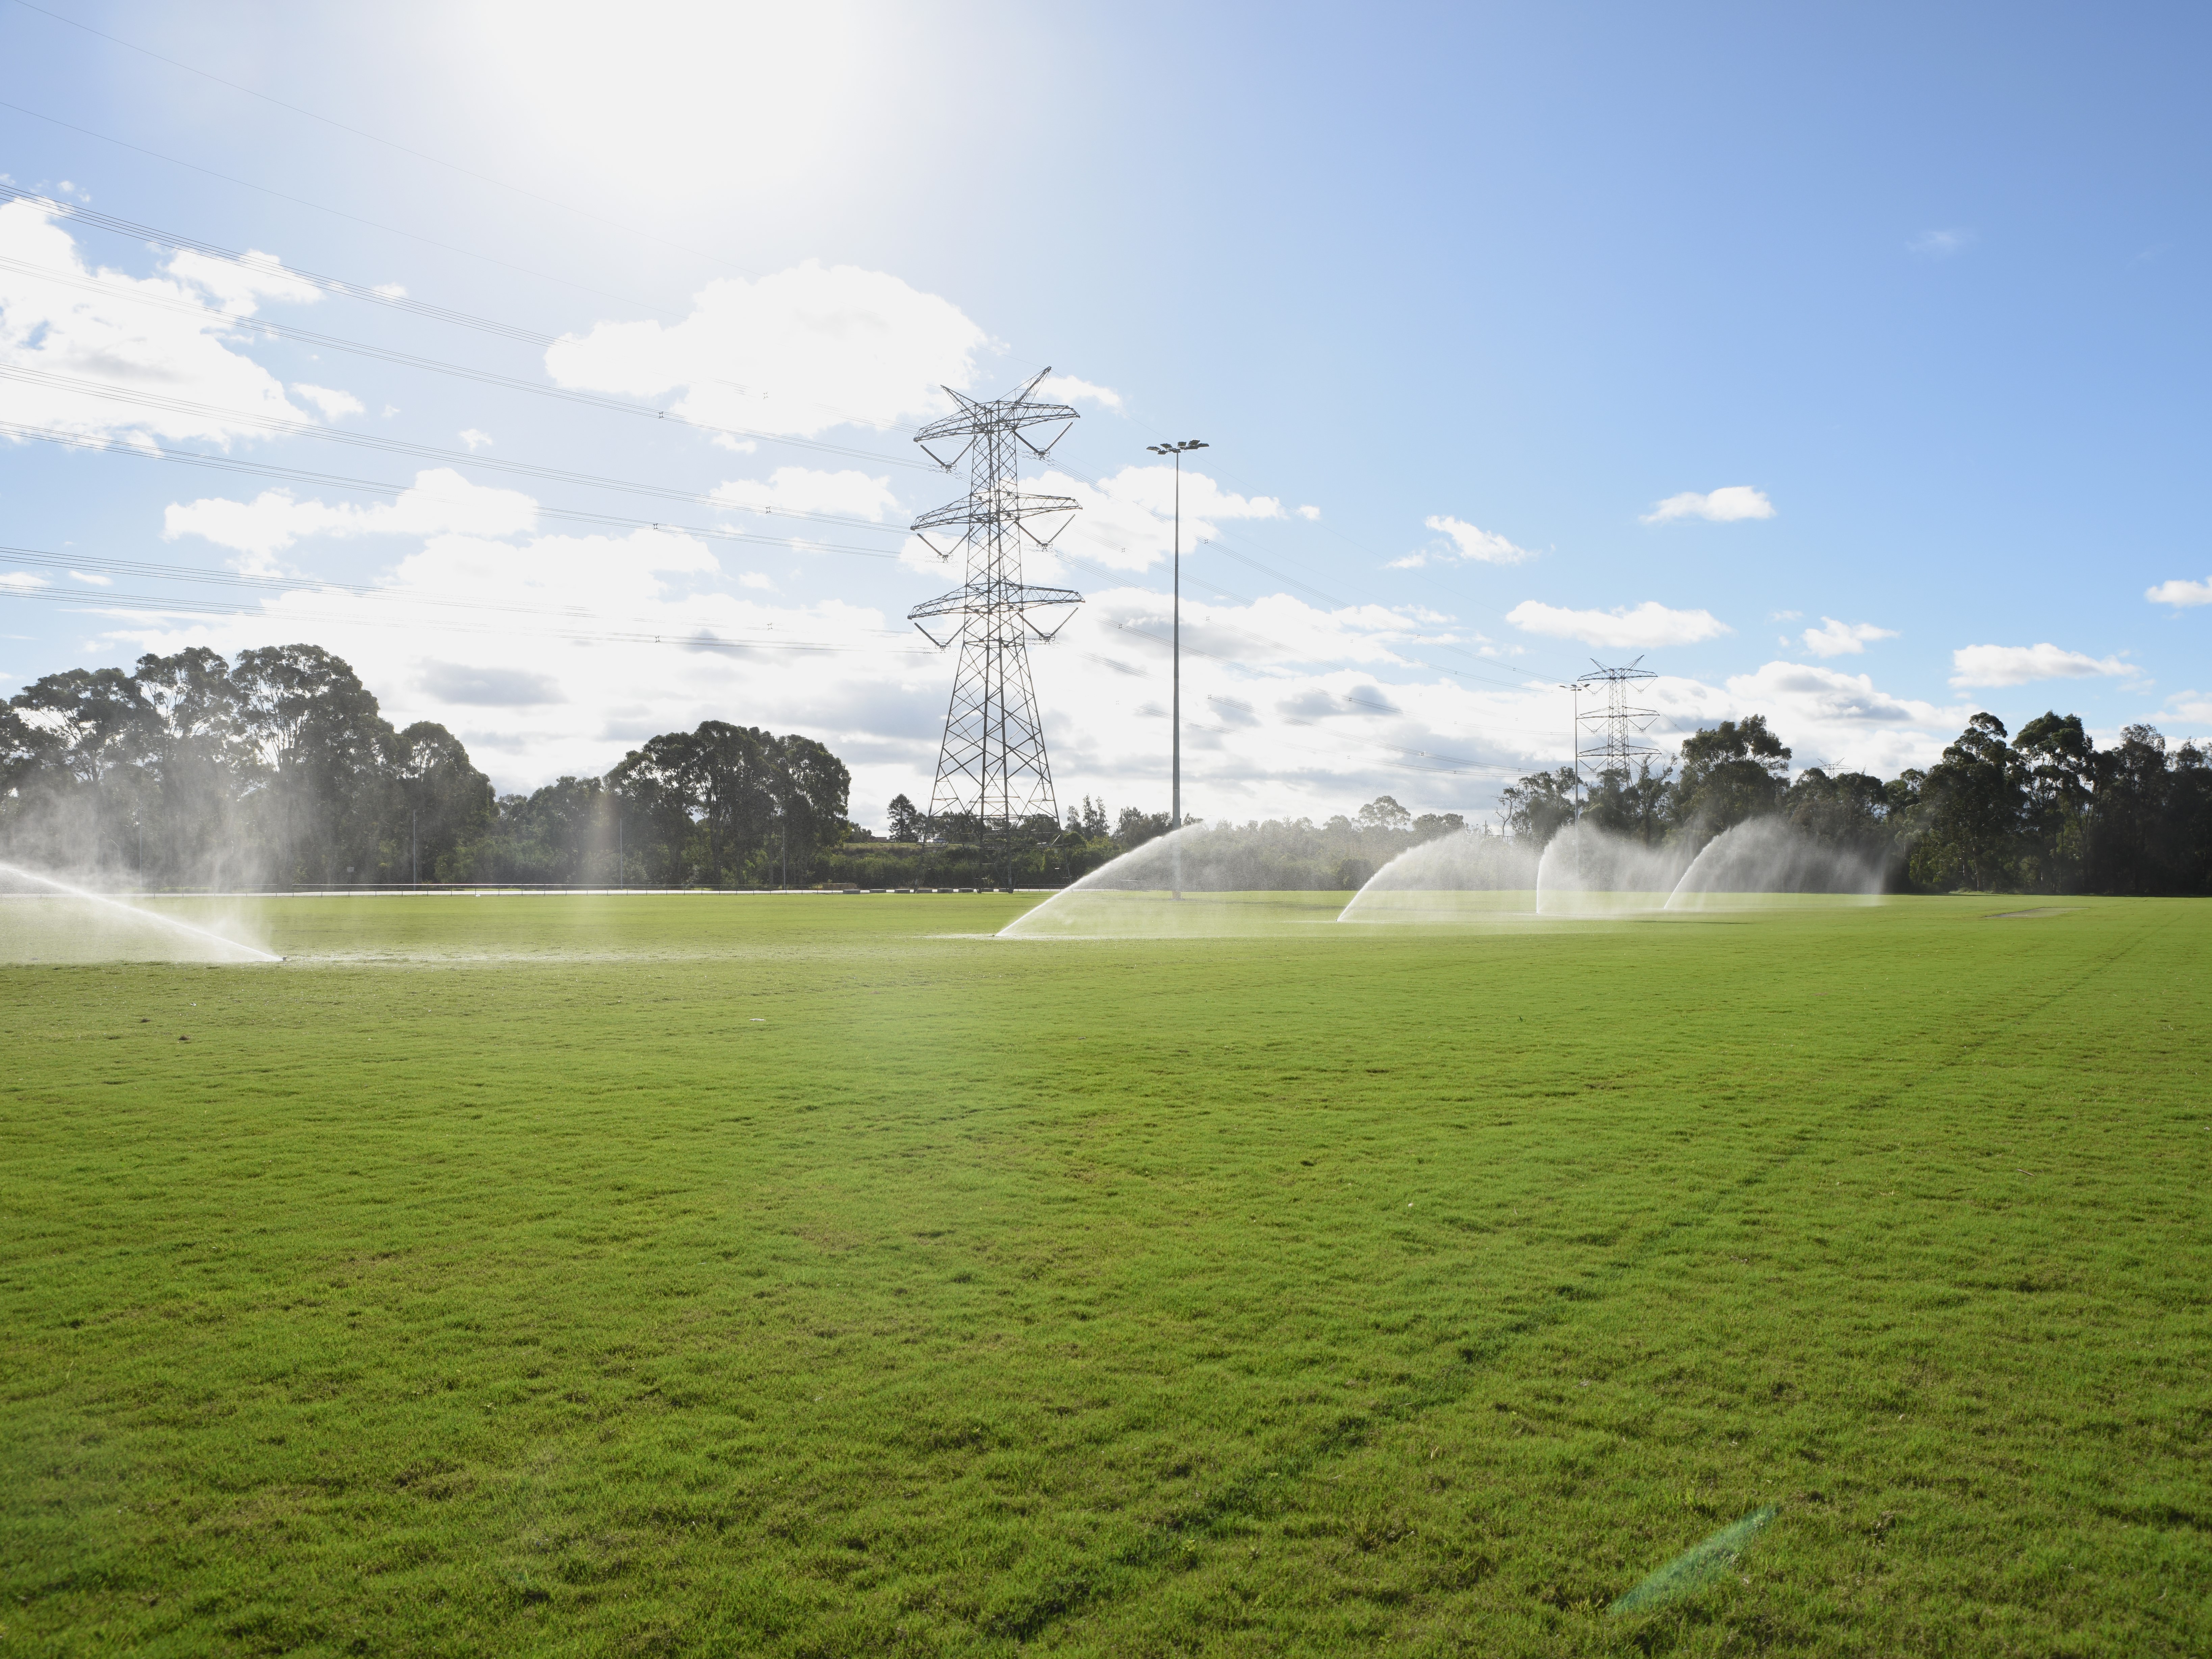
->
[2013,711,2095,891]
[2088,724,2172,894]
[1583,762,1672,845]
[1499,767,1577,846]
[1412,811,1467,841]
[1357,794,1412,833]
[0,703,61,797]
[132,648,245,878]
[1079,795,1110,839]
[1674,715,1790,835]
[1115,807,1172,850]
[767,732,851,884]
[1782,768,1894,859]
[396,721,493,882]
[11,666,149,786]
[608,732,701,885]
[1914,713,2026,890]
[230,645,397,884]
[932,810,981,844]
[2166,742,2212,894]
[887,792,922,842]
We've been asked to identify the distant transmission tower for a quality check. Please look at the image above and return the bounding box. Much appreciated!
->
[1573,657,1660,790]
[906,369,1084,859]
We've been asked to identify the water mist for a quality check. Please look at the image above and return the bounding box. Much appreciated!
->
[0,861,282,963]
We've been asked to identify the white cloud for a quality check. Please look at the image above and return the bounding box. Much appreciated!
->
[711,466,899,522]
[96,522,928,804]
[458,428,494,450]
[0,200,311,443]
[68,569,111,586]
[1710,660,1972,777]
[1949,642,2135,688]
[1642,486,1775,524]
[738,571,776,590]
[1392,515,1537,569]
[292,383,364,421]
[1037,375,1122,412]
[79,509,1982,830]
[161,248,320,314]
[162,469,539,563]
[1296,505,1321,521]
[1909,227,1976,257]
[372,283,408,299]
[2165,691,2212,726]
[0,570,49,591]
[1506,599,1731,649]
[1768,609,1802,622]
[1722,660,1946,728]
[1800,617,1898,657]
[545,260,988,438]
[1019,464,1283,576]
[2146,575,2212,608]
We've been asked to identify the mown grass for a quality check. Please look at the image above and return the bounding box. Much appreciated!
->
[1,894,2206,1656]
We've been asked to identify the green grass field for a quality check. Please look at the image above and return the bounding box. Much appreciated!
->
[2,893,2206,1656]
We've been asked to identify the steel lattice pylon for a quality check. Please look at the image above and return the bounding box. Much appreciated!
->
[906,367,1084,842]
[1573,657,1660,788]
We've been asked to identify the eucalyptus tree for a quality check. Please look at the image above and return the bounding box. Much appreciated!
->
[1672,716,1791,836]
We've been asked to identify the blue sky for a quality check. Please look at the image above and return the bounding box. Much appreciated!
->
[2,0,2206,827]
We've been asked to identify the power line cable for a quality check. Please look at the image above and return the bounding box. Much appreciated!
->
[0,82,1589,692]
[0,366,920,534]
[5,0,766,283]
[0,249,936,471]
[2,163,1577,694]
[0,565,931,663]
[0,540,920,642]
[0,182,925,440]
[0,121,1601,763]
[0,101,695,323]
[0,420,911,563]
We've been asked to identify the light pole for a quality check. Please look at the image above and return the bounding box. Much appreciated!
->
[1146,438,1207,899]
[1561,682,1583,816]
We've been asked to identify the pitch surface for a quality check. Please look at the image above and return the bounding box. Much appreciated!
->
[3,894,2205,1654]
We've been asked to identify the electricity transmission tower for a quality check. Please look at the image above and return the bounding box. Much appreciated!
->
[1572,658,1660,790]
[906,369,1084,870]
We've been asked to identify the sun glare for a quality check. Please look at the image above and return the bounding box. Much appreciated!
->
[465,0,897,199]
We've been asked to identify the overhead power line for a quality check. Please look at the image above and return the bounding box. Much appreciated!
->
[0,128,1598,777]
[0,86,1587,700]
[0,420,911,564]
[0,540,915,640]
[0,366,917,534]
[2,158,1577,702]
[0,251,934,471]
[0,180,558,342]
[0,547,930,660]
[5,0,765,285]
[0,103,697,324]
[0,181,916,438]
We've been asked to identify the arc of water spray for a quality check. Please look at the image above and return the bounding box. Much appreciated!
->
[0,861,283,962]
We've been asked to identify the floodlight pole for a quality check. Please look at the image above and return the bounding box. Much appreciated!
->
[1147,438,1207,899]
[1561,683,1582,815]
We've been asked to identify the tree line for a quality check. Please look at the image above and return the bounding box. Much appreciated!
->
[1498,711,2211,894]
[7,645,2204,894]
[836,790,1470,890]
[1,644,850,888]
